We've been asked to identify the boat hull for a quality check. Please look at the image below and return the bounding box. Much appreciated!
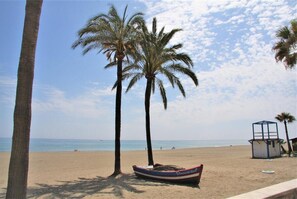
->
[133,164,203,184]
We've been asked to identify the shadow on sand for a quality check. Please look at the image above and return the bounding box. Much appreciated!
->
[27,174,160,198]
[0,174,199,199]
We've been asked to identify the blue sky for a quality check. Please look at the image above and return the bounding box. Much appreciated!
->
[0,0,296,140]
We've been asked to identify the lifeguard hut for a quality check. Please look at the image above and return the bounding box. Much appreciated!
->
[249,120,283,159]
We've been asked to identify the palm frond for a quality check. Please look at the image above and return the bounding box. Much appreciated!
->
[288,115,296,123]
[109,5,121,23]
[276,26,290,39]
[126,73,143,93]
[167,64,198,86]
[272,40,286,51]
[159,68,175,87]
[72,39,83,49]
[104,61,117,69]
[160,29,182,46]
[174,53,194,67]
[273,19,297,69]
[126,13,144,27]
[285,53,297,68]
[87,13,111,25]
[171,44,182,50]
[123,63,143,73]
[175,78,186,97]
[152,18,157,35]
[82,43,102,55]
[122,72,139,80]
[158,27,165,37]
[112,80,117,90]
[77,26,100,37]
[275,112,296,123]
[156,78,167,109]
[122,5,128,23]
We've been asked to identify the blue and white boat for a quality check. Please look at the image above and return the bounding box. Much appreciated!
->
[132,164,203,184]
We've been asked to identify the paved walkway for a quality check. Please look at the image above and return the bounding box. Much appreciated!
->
[227,178,297,199]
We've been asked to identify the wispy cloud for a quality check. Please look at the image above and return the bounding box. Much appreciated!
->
[0,77,115,119]
[148,57,296,139]
[140,0,296,66]
[32,85,115,119]
[0,76,16,105]
[0,77,118,138]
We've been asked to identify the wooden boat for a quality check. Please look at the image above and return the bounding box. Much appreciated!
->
[132,164,203,184]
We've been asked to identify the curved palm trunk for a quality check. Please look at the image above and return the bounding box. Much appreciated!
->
[112,58,123,176]
[284,121,292,156]
[145,78,154,166]
[6,0,43,198]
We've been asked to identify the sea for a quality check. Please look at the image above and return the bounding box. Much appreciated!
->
[0,138,248,152]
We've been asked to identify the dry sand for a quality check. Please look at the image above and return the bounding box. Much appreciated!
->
[0,145,296,198]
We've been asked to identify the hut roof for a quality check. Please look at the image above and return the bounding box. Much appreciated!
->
[253,120,276,125]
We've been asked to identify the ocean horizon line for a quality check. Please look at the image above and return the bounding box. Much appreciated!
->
[0,138,249,152]
[0,137,248,141]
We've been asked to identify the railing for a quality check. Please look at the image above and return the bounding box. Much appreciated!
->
[253,131,279,139]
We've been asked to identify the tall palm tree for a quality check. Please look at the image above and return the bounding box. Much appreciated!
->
[273,19,297,69]
[125,18,198,166]
[275,112,296,156]
[72,5,144,176]
[6,0,43,198]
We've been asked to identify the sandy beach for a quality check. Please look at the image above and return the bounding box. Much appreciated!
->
[0,145,296,198]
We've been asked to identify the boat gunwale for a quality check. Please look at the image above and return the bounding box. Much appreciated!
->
[132,164,203,177]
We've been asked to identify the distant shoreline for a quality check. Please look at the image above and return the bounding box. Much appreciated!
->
[0,138,249,152]
[0,144,251,154]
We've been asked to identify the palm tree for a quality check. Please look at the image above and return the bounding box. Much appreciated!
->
[124,18,198,166]
[6,0,43,198]
[72,5,144,176]
[275,112,296,156]
[273,19,297,69]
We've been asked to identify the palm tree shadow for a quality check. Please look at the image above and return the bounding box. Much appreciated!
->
[0,174,199,199]
[25,174,168,198]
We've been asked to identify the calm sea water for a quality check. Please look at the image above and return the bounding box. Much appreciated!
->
[0,138,248,152]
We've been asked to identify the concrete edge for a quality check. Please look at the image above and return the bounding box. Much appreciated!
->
[227,178,297,199]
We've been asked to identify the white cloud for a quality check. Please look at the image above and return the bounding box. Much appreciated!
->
[140,0,296,66]
[0,77,120,139]
[140,49,296,138]
[0,77,116,119]
[0,76,16,104]
[32,85,115,119]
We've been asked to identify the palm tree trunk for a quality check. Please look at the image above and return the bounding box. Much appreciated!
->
[145,78,154,166]
[284,121,292,156]
[112,58,122,176]
[6,0,42,198]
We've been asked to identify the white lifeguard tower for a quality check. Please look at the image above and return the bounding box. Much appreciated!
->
[249,120,283,159]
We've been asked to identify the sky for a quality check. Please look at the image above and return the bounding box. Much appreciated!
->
[0,0,296,141]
